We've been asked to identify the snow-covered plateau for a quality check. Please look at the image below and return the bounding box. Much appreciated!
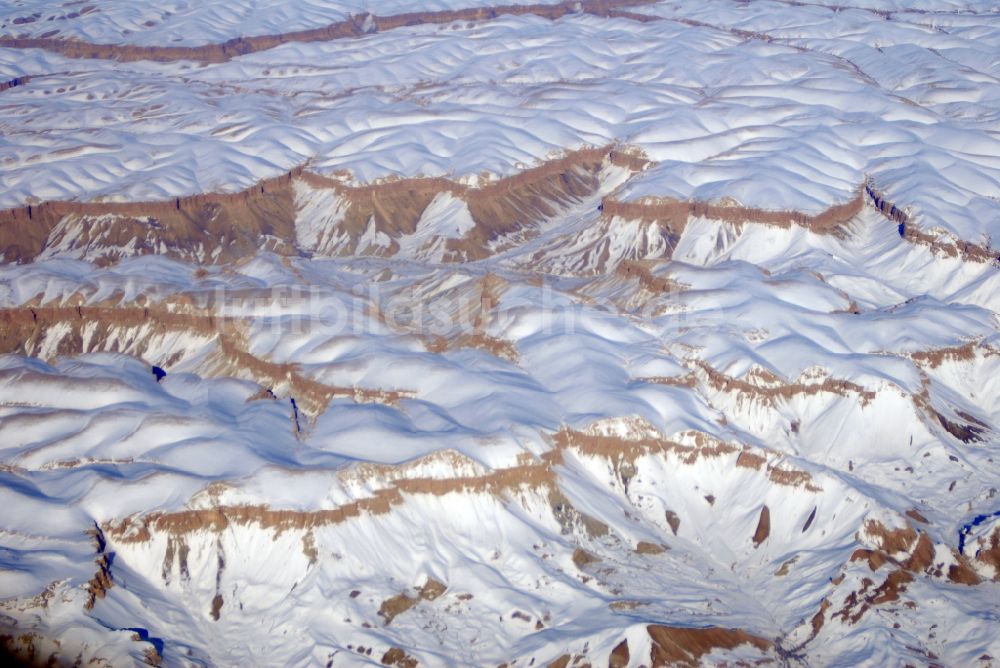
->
[1,1,1000,666]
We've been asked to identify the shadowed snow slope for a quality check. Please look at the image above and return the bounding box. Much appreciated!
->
[2,2,1000,667]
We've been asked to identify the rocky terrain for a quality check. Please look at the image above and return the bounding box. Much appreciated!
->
[1,1,1000,666]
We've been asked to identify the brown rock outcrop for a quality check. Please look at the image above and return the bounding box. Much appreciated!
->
[0,1,659,64]
[0,169,301,265]
[865,180,997,263]
[752,506,770,547]
[0,75,30,92]
[0,304,412,415]
[83,526,113,611]
[973,526,1000,579]
[608,640,630,668]
[105,461,558,544]
[601,185,865,236]
[646,625,772,667]
[0,146,615,265]
[382,647,419,668]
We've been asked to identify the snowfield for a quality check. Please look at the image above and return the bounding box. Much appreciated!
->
[0,0,571,46]
[2,1,1000,243]
[1,1,1000,667]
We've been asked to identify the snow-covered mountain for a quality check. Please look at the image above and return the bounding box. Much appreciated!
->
[1,1,1000,666]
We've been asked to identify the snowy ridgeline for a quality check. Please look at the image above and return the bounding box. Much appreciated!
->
[1,202,1000,663]
[1,1,1000,666]
[0,0,999,243]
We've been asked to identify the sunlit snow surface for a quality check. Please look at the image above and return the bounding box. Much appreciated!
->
[2,1,1000,667]
[0,0,567,45]
[2,1,1000,241]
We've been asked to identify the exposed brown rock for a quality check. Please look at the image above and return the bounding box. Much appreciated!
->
[572,548,599,569]
[417,578,447,601]
[549,489,611,538]
[298,174,448,258]
[0,304,411,416]
[638,374,697,389]
[636,541,667,555]
[850,548,891,572]
[603,185,864,236]
[665,510,681,536]
[547,655,572,668]
[868,570,913,606]
[608,640,630,668]
[608,147,652,172]
[210,594,223,621]
[0,75,30,92]
[862,520,918,556]
[752,506,771,547]
[736,451,766,470]
[864,180,909,228]
[909,341,986,369]
[849,525,940,583]
[378,577,446,625]
[0,169,301,265]
[973,527,1000,579]
[609,600,647,611]
[835,518,973,625]
[693,360,875,408]
[382,647,418,668]
[615,260,684,294]
[553,425,737,466]
[378,593,419,626]
[300,146,611,253]
[645,625,772,667]
[301,532,318,565]
[449,333,520,362]
[83,525,113,611]
[910,378,988,445]
[0,632,57,668]
[774,556,797,576]
[83,553,113,611]
[106,461,559,544]
[461,148,608,254]
[605,177,997,265]
[143,646,164,666]
[807,598,830,642]
[0,146,618,266]
[866,180,998,264]
[948,559,982,585]
[935,411,985,443]
[768,467,821,492]
[0,1,659,64]
[903,532,934,572]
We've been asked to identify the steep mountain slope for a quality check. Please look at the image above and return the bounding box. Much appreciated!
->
[2,1,1000,667]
